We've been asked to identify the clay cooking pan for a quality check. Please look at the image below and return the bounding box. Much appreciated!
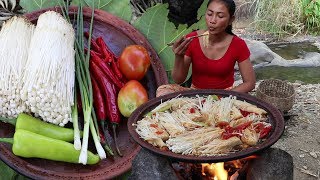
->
[0,6,167,179]
[128,89,285,163]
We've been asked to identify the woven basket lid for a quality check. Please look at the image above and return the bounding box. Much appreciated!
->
[256,79,295,112]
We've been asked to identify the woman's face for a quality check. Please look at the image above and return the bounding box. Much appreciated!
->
[205,0,234,35]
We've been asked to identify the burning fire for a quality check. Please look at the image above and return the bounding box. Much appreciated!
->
[201,155,258,180]
[202,162,228,180]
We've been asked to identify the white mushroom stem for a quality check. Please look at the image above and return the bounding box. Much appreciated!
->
[21,11,75,126]
[0,16,34,118]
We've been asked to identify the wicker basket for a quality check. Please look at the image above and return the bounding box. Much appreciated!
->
[256,79,295,112]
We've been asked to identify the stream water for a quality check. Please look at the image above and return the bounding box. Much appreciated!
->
[267,42,320,60]
[255,66,320,84]
[254,42,320,84]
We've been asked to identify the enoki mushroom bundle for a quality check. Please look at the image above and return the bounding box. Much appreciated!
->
[21,11,75,126]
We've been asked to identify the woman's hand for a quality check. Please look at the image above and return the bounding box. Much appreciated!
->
[171,35,193,84]
[172,36,192,56]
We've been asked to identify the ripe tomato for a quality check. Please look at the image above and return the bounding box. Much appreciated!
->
[117,80,148,117]
[119,45,151,80]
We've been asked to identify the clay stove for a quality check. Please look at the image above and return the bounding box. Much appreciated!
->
[129,148,293,180]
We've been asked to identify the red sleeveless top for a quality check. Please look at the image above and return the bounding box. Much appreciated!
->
[185,31,250,89]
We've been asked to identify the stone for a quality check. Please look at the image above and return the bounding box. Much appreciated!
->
[243,39,320,68]
[129,149,178,180]
[246,148,294,180]
[245,39,282,65]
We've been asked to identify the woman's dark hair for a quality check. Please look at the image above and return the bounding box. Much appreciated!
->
[207,0,236,35]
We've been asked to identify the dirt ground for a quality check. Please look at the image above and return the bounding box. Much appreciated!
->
[249,80,320,180]
[269,82,320,180]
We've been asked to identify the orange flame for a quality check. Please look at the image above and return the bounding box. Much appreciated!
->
[202,162,228,180]
[201,155,259,179]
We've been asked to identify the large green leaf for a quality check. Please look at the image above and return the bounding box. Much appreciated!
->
[71,0,132,22]
[195,0,208,30]
[19,0,64,12]
[133,2,208,83]
[100,0,132,22]
[71,0,112,9]
[133,4,189,73]
[0,160,28,180]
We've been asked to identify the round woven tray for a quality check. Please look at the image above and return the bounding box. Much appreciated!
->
[256,79,295,112]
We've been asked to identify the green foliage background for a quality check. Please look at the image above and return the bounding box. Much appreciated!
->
[253,0,320,37]
[301,0,320,33]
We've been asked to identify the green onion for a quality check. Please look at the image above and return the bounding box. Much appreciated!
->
[72,87,81,150]
[60,1,108,164]
[76,4,107,164]
[59,0,82,152]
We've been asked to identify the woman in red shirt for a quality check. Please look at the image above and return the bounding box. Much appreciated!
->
[157,0,255,97]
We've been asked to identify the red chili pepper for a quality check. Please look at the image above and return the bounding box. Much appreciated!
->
[77,91,83,113]
[259,125,272,139]
[90,62,123,156]
[150,124,158,128]
[221,125,237,140]
[99,130,105,141]
[84,48,104,60]
[239,110,250,117]
[96,37,126,82]
[234,121,252,132]
[240,110,259,117]
[189,108,195,113]
[201,99,206,104]
[221,132,238,140]
[95,37,113,64]
[90,51,124,89]
[224,125,234,133]
[156,131,164,135]
[110,60,126,83]
[96,37,117,59]
[84,32,101,52]
[91,76,114,149]
[221,122,252,140]
[91,76,107,122]
[216,121,230,129]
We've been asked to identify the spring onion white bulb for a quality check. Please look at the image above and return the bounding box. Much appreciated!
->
[0,16,34,118]
[21,11,75,126]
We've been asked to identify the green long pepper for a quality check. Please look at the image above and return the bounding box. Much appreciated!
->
[0,113,81,142]
[0,129,100,165]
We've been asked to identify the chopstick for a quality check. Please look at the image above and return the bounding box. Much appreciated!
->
[167,32,209,46]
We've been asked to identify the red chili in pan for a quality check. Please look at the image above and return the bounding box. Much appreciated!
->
[221,121,253,140]
[254,122,272,139]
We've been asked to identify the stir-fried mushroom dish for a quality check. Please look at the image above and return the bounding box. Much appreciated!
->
[134,95,272,156]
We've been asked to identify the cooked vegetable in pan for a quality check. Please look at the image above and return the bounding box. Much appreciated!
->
[134,95,272,156]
